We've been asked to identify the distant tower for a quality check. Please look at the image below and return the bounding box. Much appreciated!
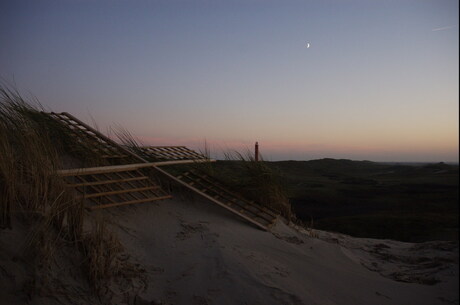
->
[255,142,259,162]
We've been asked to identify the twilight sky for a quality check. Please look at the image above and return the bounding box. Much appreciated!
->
[1,0,458,162]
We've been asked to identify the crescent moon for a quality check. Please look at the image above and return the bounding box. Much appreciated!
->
[306,42,310,48]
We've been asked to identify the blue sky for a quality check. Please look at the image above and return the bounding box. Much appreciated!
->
[1,0,458,161]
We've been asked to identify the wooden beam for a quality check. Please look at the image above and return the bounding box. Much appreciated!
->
[180,172,276,224]
[57,163,157,176]
[59,112,148,163]
[89,195,172,210]
[57,159,216,176]
[77,186,159,199]
[188,170,278,218]
[73,175,118,204]
[152,159,216,167]
[66,176,148,187]
[152,166,269,231]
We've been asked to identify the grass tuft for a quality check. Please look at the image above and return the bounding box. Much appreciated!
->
[1,84,141,300]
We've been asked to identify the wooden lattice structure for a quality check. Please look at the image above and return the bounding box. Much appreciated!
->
[154,168,278,230]
[44,112,145,164]
[138,146,209,162]
[48,111,279,230]
[58,163,171,210]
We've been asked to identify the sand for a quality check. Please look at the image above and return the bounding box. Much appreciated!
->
[103,195,458,305]
[1,194,458,305]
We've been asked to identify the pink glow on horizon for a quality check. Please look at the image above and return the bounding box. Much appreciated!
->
[134,135,458,162]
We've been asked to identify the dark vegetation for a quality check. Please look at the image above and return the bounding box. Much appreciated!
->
[163,152,292,219]
[208,158,459,242]
[0,86,143,303]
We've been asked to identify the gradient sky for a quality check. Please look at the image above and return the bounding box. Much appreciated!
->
[1,0,458,162]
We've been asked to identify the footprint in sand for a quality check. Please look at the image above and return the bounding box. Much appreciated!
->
[175,221,208,240]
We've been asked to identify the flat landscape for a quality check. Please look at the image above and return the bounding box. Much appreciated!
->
[206,159,459,242]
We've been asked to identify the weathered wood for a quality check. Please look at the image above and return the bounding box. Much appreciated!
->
[100,154,129,159]
[151,159,216,167]
[46,112,129,160]
[73,175,118,204]
[45,111,173,210]
[139,146,211,161]
[48,112,275,227]
[57,163,157,176]
[89,195,173,210]
[57,159,215,176]
[95,172,139,202]
[77,186,159,199]
[66,176,148,187]
[153,166,270,231]
[110,171,150,198]
[188,170,279,218]
[180,172,276,224]
[59,112,148,163]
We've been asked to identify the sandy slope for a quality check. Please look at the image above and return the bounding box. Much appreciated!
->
[1,194,458,305]
[98,195,459,305]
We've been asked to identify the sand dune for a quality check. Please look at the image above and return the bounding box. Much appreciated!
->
[1,194,458,305]
[102,196,458,305]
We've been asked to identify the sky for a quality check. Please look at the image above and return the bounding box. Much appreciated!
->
[1,0,458,162]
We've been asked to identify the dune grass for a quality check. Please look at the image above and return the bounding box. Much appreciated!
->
[0,87,65,225]
[174,150,293,220]
[224,151,292,219]
[112,125,155,161]
[0,85,140,300]
[0,86,86,293]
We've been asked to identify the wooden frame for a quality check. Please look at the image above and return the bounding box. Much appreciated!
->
[61,165,172,210]
[57,159,215,177]
[48,111,278,230]
[139,146,209,161]
[153,167,278,231]
[44,112,147,164]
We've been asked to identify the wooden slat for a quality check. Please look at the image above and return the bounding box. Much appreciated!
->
[72,174,118,205]
[97,171,140,202]
[57,163,157,176]
[139,146,211,161]
[180,172,275,224]
[57,160,215,176]
[67,176,148,187]
[188,170,279,218]
[100,154,129,158]
[44,111,148,163]
[77,186,160,199]
[58,112,147,163]
[205,187,274,223]
[152,159,216,166]
[89,195,173,210]
[48,112,275,228]
[45,111,172,210]
[153,166,272,231]
[48,113,122,156]
[177,169,278,226]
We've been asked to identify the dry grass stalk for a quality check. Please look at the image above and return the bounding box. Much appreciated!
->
[1,87,58,222]
[112,125,149,160]
[0,121,15,228]
[224,150,292,219]
[80,218,124,293]
[196,139,214,175]
[1,84,144,300]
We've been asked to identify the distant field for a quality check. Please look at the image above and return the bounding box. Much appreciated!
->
[208,159,459,242]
